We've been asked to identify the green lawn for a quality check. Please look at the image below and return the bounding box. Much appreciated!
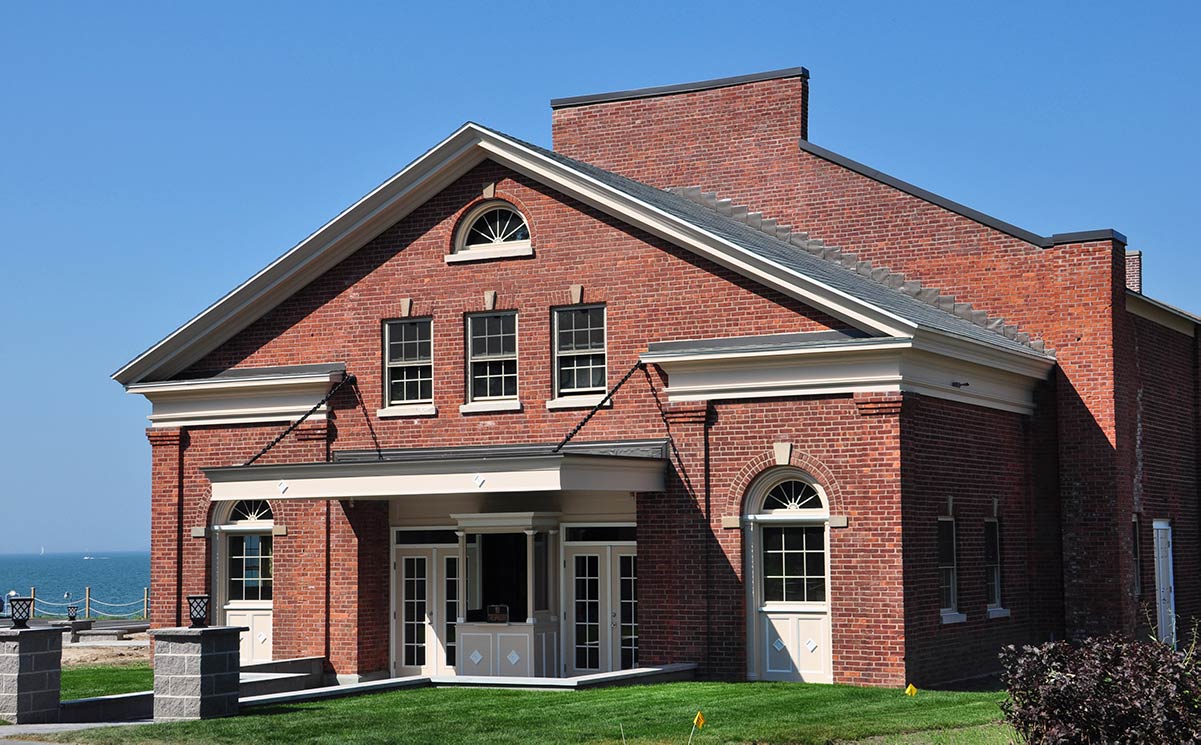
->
[41,681,1008,745]
[60,663,153,701]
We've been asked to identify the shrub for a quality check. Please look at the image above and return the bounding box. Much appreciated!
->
[1000,634,1201,744]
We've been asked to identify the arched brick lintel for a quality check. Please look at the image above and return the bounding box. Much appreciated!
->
[730,447,844,516]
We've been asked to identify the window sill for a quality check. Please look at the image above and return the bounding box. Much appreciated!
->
[940,611,967,625]
[377,404,437,418]
[459,399,523,414]
[546,394,610,410]
[987,607,1011,620]
[445,244,533,263]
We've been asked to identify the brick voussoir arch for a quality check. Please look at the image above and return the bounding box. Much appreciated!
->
[449,188,538,251]
[730,447,845,517]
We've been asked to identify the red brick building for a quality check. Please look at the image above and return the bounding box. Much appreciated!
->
[114,68,1200,687]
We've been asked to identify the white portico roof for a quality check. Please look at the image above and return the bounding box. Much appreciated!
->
[204,445,666,501]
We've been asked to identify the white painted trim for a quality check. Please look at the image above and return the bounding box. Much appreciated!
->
[1127,292,1197,337]
[647,337,1049,414]
[130,367,343,428]
[546,395,609,410]
[940,611,967,625]
[116,124,1048,388]
[378,404,438,418]
[207,455,665,500]
[449,512,562,533]
[445,244,533,263]
[459,399,522,414]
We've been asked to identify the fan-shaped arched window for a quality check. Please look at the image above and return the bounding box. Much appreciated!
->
[449,201,533,262]
[229,500,273,523]
[761,480,824,512]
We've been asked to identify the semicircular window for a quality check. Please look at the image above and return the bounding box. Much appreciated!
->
[762,480,823,511]
[229,500,273,523]
[464,205,530,247]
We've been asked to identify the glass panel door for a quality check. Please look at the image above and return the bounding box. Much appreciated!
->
[614,552,638,670]
[401,555,429,669]
[571,553,601,673]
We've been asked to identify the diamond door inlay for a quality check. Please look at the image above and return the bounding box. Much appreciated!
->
[506,650,520,665]
[773,638,786,652]
[469,649,483,665]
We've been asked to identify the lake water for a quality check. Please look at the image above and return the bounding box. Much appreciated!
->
[0,550,150,617]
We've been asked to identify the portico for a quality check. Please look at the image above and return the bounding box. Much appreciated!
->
[204,440,666,679]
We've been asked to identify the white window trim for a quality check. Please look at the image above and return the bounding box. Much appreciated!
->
[546,394,611,410]
[445,244,533,263]
[383,318,434,407]
[459,399,522,414]
[378,403,438,418]
[449,201,533,263]
[465,311,519,405]
[552,304,607,398]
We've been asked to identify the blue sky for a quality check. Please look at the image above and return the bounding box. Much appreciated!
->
[1,1,1197,553]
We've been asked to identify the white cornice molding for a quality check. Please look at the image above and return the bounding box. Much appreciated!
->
[114,125,924,387]
[114,123,1051,387]
[205,454,665,500]
[130,368,343,428]
[113,126,490,386]
[644,337,1053,415]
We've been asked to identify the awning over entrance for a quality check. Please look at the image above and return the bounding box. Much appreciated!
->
[204,440,668,501]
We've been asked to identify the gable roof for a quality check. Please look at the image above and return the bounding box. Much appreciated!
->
[113,122,1053,387]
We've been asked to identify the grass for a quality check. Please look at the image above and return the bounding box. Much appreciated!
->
[60,663,153,701]
[39,681,1008,745]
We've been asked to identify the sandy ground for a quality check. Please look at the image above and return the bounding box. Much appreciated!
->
[60,633,150,668]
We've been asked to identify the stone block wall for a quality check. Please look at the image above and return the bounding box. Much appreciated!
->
[0,627,62,724]
[151,627,242,721]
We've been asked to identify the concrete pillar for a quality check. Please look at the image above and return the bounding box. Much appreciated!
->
[0,627,63,724]
[150,626,245,721]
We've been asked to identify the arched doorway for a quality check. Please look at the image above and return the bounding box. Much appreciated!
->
[744,471,832,682]
[212,499,274,664]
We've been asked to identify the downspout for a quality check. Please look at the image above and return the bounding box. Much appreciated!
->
[704,405,712,676]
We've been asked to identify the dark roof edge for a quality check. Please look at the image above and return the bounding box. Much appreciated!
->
[550,67,809,110]
[796,139,1127,248]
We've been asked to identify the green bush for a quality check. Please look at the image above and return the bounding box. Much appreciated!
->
[1000,634,1201,743]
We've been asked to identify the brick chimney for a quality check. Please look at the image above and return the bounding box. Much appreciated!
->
[1125,250,1142,293]
[551,68,808,216]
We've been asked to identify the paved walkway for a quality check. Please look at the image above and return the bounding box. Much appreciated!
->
[0,719,149,742]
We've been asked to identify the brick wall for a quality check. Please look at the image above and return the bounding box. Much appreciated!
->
[553,76,1136,640]
[1128,313,1200,634]
[552,73,808,227]
[900,394,1057,685]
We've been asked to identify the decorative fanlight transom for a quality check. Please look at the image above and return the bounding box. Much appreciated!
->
[464,207,530,247]
[229,500,273,523]
[762,480,823,511]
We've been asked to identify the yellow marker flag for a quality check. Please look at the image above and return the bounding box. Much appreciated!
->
[905,684,918,697]
[694,710,706,729]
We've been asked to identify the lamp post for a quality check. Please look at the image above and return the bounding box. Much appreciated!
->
[65,592,76,622]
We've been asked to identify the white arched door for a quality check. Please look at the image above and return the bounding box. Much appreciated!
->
[213,500,274,665]
[745,474,832,683]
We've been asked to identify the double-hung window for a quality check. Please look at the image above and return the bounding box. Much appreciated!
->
[467,312,518,402]
[554,306,606,398]
[984,519,1002,609]
[384,319,433,406]
[938,517,964,623]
